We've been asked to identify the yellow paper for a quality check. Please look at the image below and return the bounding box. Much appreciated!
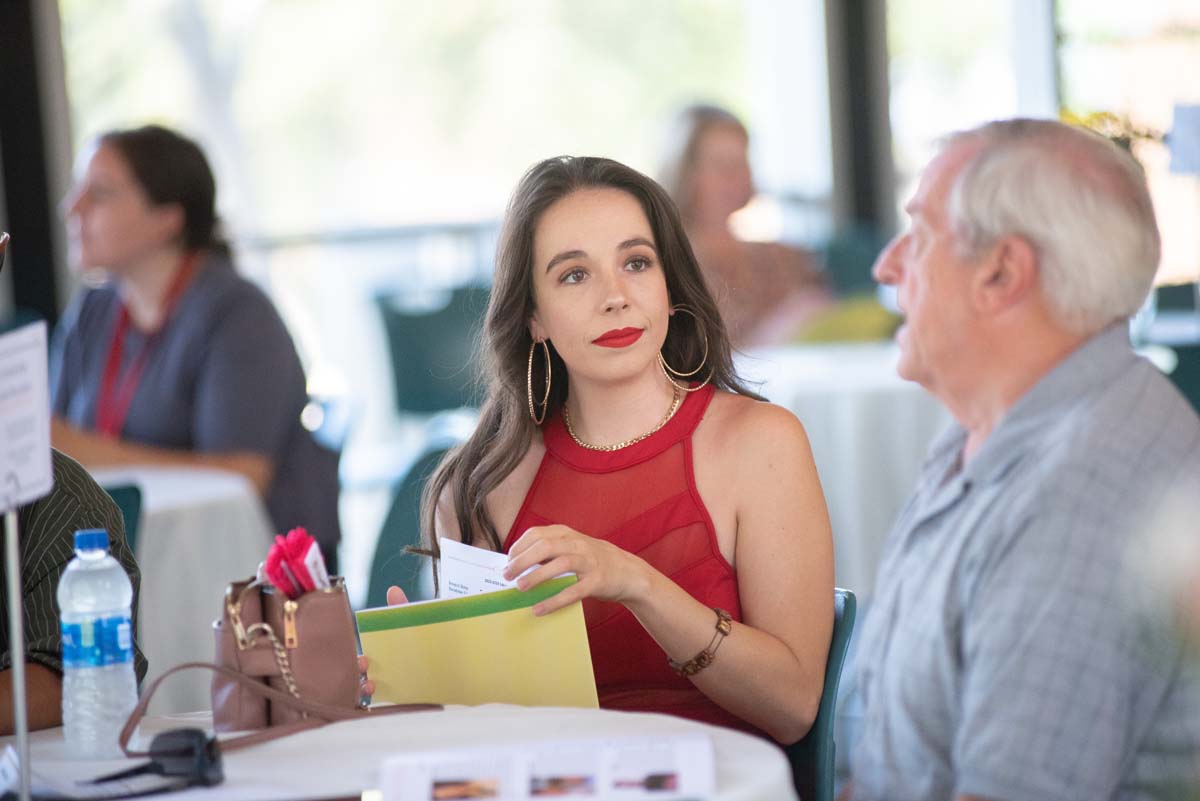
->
[356,577,598,708]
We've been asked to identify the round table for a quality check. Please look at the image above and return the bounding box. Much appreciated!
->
[4,705,797,800]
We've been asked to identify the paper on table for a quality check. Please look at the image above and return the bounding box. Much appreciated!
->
[380,734,715,801]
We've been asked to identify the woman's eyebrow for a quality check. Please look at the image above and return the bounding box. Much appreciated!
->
[618,237,656,252]
[546,249,587,273]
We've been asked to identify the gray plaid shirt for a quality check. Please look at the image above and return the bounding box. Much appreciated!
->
[851,324,1200,801]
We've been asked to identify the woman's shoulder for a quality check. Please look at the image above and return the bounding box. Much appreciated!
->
[51,284,117,354]
[191,253,275,313]
[186,253,295,343]
[70,281,119,322]
[702,389,811,457]
[744,240,823,287]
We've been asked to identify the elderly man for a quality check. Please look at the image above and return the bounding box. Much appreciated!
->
[848,118,1200,801]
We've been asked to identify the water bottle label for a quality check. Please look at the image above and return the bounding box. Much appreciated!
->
[61,616,134,668]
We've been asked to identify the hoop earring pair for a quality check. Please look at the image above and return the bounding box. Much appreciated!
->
[527,340,551,425]
[659,306,711,393]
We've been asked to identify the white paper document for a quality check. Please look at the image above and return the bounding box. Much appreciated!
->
[0,322,53,508]
[437,537,572,598]
[381,734,715,801]
[437,537,521,597]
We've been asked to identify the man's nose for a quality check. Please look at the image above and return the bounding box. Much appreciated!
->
[872,234,907,285]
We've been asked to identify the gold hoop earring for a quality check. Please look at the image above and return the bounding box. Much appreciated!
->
[527,340,551,424]
[659,305,711,393]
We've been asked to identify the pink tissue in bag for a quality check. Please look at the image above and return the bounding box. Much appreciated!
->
[263,527,331,598]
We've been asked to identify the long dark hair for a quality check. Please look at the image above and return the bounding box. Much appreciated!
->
[99,124,229,255]
[420,156,762,556]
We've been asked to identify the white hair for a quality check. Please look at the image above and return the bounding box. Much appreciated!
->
[943,118,1160,335]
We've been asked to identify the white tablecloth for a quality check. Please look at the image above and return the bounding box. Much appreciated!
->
[736,343,951,600]
[90,467,275,715]
[6,705,796,801]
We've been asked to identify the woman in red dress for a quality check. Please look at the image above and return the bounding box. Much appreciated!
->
[415,156,832,744]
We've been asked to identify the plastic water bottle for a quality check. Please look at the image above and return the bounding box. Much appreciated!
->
[57,528,138,758]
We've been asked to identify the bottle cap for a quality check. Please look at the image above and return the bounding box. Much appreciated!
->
[74,528,109,551]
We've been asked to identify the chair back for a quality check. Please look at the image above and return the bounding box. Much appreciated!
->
[365,440,457,607]
[103,484,144,555]
[376,285,490,414]
[786,588,857,801]
[820,224,889,295]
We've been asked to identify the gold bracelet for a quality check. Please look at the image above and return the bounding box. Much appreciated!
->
[668,608,733,677]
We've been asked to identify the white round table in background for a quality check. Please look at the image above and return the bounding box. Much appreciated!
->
[736,343,951,600]
[91,466,275,715]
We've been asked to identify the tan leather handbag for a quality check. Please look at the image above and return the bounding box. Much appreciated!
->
[120,576,437,755]
[212,577,364,730]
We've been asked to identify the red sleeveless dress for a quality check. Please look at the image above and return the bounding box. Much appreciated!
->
[502,384,761,736]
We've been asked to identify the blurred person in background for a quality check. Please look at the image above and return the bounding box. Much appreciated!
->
[658,104,830,349]
[50,125,341,571]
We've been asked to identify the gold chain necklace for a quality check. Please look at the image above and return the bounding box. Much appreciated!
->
[563,386,683,452]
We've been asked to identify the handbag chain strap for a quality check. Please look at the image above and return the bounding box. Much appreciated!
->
[226,581,302,701]
[244,621,301,700]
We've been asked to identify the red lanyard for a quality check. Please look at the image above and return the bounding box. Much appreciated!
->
[95,251,202,438]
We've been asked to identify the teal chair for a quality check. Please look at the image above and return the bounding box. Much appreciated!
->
[376,285,490,414]
[365,442,456,607]
[819,224,890,295]
[786,588,857,801]
[102,484,143,555]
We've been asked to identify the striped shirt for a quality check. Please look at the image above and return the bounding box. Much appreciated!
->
[2,449,148,682]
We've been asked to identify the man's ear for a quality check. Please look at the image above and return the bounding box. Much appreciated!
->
[972,235,1038,316]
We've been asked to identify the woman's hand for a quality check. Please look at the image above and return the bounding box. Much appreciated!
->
[357,586,409,701]
[502,524,649,617]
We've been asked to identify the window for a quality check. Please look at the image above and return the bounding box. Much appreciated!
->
[60,1,756,237]
[1058,0,1200,286]
[886,1,1056,216]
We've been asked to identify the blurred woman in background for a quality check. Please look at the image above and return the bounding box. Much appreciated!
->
[659,104,830,348]
[51,124,341,570]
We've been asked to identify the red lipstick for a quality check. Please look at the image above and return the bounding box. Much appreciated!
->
[592,327,644,348]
